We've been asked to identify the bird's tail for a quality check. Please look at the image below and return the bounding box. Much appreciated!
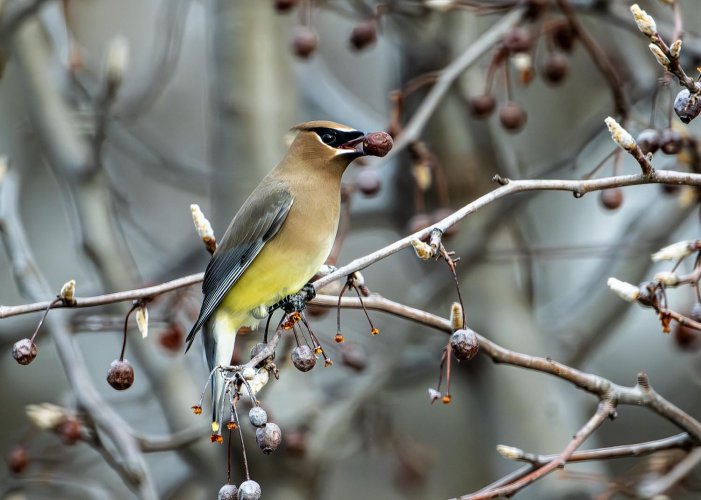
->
[202,312,239,435]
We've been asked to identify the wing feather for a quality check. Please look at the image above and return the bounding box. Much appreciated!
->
[185,187,293,351]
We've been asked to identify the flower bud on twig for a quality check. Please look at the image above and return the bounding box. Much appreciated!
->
[190,204,217,254]
[496,444,524,460]
[604,117,636,152]
[411,238,433,260]
[654,271,679,286]
[630,4,657,37]
[670,39,682,59]
[651,241,696,262]
[59,280,76,305]
[607,277,640,302]
[648,44,670,69]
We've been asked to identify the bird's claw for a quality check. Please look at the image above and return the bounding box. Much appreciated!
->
[267,284,317,315]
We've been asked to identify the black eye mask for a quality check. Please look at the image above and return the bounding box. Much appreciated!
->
[311,127,364,148]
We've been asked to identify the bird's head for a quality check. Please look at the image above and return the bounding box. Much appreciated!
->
[287,121,367,170]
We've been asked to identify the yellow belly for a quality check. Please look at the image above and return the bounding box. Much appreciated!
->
[219,235,330,320]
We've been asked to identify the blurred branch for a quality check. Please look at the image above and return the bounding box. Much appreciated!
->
[554,0,628,118]
[637,447,701,497]
[389,6,525,154]
[0,171,157,499]
[0,0,56,42]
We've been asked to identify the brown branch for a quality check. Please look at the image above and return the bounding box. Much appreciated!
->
[311,293,701,442]
[5,169,701,320]
[461,401,614,499]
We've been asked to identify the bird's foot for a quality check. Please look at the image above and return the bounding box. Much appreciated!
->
[267,284,317,315]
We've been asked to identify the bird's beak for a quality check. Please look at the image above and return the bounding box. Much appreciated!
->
[338,132,367,156]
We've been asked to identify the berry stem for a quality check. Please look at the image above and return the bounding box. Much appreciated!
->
[120,302,140,361]
[231,396,250,481]
[30,297,61,344]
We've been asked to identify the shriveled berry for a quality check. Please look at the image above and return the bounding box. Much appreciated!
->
[636,129,660,155]
[499,102,527,132]
[291,26,318,59]
[106,359,134,390]
[551,19,576,52]
[256,422,282,454]
[237,480,262,500]
[274,0,298,12]
[542,52,568,85]
[356,169,381,196]
[341,343,367,372]
[468,94,496,119]
[7,445,28,475]
[674,86,701,124]
[502,27,532,53]
[600,188,623,210]
[350,20,377,51]
[451,328,479,361]
[363,131,393,157]
[292,345,316,372]
[249,406,268,428]
[218,483,239,500]
[659,128,683,155]
[407,213,432,234]
[12,338,37,365]
[58,418,82,445]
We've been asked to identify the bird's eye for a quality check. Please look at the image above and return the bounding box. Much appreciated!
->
[321,132,336,144]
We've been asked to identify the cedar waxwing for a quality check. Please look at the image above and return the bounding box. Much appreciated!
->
[186,121,368,431]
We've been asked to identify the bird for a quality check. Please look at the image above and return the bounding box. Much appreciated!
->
[186,120,368,433]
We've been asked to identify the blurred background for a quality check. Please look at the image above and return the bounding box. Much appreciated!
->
[2,0,701,498]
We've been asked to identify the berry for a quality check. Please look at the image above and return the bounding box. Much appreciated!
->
[7,445,28,475]
[291,345,316,372]
[542,52,568,85]
[249,406,268,428]
[218,484,239,500]
[291,26,318,59]
[349,20,377,51]
[659,128,683,155]
[58,418,82,445]
[450,329,479,361]
[498,102,527,132]
[274,0,298,12]
[106,359,134,390]
[502,27,532,53]
[256,422,282,454]
[362,131,393,157]
[636,129,660,155]
[468,94,496,119]
[551,19,576,52]
[12,338,37,365]
[250,342,274,367]
[407,213,432,234]
[600,188,623,210]
[674,86,701,124]
[691,303,701,322]
[356,169,381,196]
[237,480,262,500]
[341,343,367,372]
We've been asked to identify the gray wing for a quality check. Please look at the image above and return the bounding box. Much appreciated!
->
[185,186,293,352]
